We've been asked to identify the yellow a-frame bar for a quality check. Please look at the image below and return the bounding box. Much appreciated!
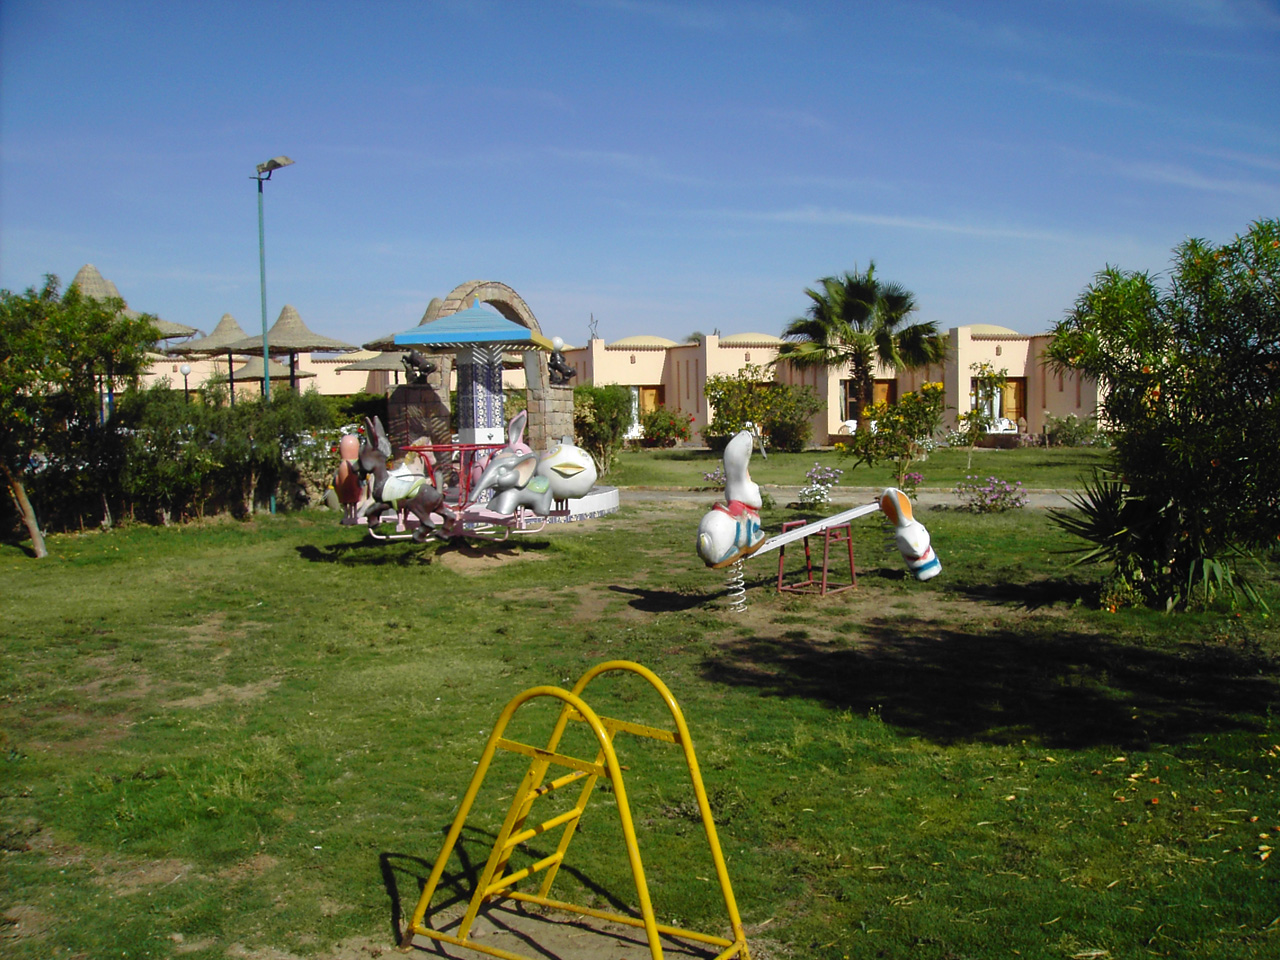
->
[400,660,751,960]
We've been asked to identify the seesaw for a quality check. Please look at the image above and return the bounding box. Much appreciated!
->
[696,428,940,610]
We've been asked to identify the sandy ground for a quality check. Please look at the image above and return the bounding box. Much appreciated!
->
[400,899,752,959]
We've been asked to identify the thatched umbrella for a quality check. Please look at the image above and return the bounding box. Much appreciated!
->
[70,264,199,340]
[336,351,417,390]
[231,355,316,389]
[166,314,251,404]
[222,304,359,392]
[362,297,444,352]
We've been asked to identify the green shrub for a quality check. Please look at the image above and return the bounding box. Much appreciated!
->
[703,363,822,452]
[1044,412,1108,448]
[639,405,693,447]
[837,382,945,487]
[1047,217,1280,609]
[573,384,633,475]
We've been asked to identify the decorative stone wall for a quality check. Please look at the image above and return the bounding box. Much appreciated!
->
[387,382,451,451]
[526,383,575,451]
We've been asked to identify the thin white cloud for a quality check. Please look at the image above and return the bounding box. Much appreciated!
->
[916,5,1049,54]
[1186,145,1280,174]
[710,205,1087,244]
[1002,70,1150,112]
[476,85,576,114]
[544,146,712,185]
[1109,157,1280,204]
[570,0,806,34]
[1127,0,1280,30]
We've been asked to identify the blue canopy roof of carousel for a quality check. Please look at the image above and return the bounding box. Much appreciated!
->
[392,301,553,352]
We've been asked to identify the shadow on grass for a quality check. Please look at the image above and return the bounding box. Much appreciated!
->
[701,616,1279,749]
[296,536,548,567]
[609,585,713,613]
[380,824,637,946]
[948,575,1098,610]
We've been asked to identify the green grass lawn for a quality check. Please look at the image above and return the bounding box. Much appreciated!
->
[2,503,1278,959]
[609,445,1110,491]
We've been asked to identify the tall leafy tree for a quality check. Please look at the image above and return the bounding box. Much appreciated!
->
[777,262,947,424]
[0,276,157,556]
[1047,218,1280,609]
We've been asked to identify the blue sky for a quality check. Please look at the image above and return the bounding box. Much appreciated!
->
[2,1,1277,348]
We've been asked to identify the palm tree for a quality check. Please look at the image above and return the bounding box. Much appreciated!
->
[777,262,947,424]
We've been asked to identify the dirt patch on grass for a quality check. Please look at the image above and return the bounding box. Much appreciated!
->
[22,709,133,754]
[74,664,160,701]
[166,678,280,709]
[1,904,54,943]
[218,852,279,882]
[175,610,245,656]
[400,900,758,959]
[564,583,648,624]
[432,540,551,575]
[92,857,189,896]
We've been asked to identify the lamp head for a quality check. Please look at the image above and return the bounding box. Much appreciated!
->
[180,364,192,376]
[255,156,295,176]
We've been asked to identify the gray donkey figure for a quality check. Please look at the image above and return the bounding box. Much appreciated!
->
[357,416,454,541]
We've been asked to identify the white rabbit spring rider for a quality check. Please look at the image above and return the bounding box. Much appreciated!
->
[696,425,940,608]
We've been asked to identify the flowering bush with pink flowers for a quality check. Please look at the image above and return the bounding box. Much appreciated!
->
[954,475,1028,513]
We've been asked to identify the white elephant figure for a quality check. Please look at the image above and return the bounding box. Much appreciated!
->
[470,450,554,516]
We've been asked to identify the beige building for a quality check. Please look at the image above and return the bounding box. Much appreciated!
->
[561,324,1097,444]
[136,265,1094,446]
[146,323,1095,446]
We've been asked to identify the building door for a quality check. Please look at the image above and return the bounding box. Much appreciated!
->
[872,380,898,406]
[1002,378,1026,424]
[639,385,665,415]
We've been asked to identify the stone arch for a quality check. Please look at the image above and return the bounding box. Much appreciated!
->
[437,280,570,452]
[438,280,543,338]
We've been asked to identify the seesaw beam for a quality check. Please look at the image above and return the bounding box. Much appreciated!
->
[749,502,881,558]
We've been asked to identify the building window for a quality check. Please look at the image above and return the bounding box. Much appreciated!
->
[630,354,636,364]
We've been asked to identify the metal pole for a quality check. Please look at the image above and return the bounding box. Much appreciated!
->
[257,175,270,405]
[256,174,275,514]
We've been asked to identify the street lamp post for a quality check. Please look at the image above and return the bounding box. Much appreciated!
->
[180,364,192,403]
[253,155,293,516]
[253,156,294,405]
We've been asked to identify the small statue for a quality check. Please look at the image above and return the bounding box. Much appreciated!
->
[402,350,436,385]
[696,426,766,568]
[548,336,576,385]
[879,488,942,581]
[334,433,364,524]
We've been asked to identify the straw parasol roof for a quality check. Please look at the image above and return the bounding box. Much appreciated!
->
[69,264,199,340]
[230,356,316,382]
[222,304,359,392]
[221,304,360,354]
[336,351,411,372]
[166,314,250,356]
[71,263,123,301]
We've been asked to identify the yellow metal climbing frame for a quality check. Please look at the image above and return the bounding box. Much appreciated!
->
[399,660,751,960]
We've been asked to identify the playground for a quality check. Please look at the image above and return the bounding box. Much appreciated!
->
[3,497,1279,959]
